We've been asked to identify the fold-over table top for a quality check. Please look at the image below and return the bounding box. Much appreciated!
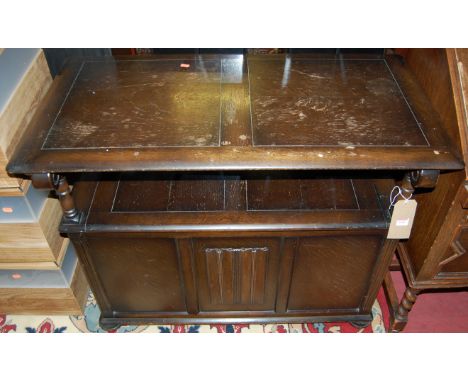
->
[8,54,463,174]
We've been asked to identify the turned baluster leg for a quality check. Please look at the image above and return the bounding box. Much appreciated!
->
[390,287,420,332]
[52,175,79,221]
[31,173,80,223]
[387,169,439,332]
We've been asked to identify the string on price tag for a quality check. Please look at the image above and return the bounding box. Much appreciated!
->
[389,186,412,210]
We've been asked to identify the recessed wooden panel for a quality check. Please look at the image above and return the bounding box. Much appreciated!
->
[84,236,186,313]
[247,177,359,211]
[249,58,428,147]
[112,178,171,212]
[287,235,384,311]
[111,174,376,213]
[112,174,227,212]
[167,177,225,212]
[194,238,280,311]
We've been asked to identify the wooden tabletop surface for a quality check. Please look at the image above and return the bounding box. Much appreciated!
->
[7,54,464,174]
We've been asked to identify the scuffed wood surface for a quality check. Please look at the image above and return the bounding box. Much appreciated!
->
[43,57,429,149]
[43,59,223,149]
[250,58,427,147]
[7,54,463,173]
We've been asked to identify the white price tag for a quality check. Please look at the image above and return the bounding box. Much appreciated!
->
[387,199,417,239]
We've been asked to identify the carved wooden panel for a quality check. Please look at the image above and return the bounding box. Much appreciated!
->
[439,225,468,274]
[194,238,280,311]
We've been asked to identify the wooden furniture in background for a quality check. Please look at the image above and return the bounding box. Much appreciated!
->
[384,49,468,332]
[0,49,68,268]
[0,50,51,193]
[0,49,88,314]
[0,244,88,315]
[7,52,462,328]
[0,191,67,268]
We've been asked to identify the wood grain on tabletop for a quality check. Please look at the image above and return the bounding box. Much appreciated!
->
[6,54,463,174]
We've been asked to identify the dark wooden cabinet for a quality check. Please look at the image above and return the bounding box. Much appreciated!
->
[62,174,398,327]
[383,49,468,332]
[72,231,391,326]
[6,51,463,329]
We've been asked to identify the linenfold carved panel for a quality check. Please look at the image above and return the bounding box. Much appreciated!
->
[204,247,269,306]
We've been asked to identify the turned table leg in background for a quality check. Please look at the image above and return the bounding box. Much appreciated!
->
[383,170,440,332]
[383,271,421,333]
[392,287,420,332]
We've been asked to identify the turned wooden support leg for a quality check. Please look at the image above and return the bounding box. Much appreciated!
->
[31,173,80,223]
[387,169,439,332]
[52,175,80,222]
[391,287,420,332]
